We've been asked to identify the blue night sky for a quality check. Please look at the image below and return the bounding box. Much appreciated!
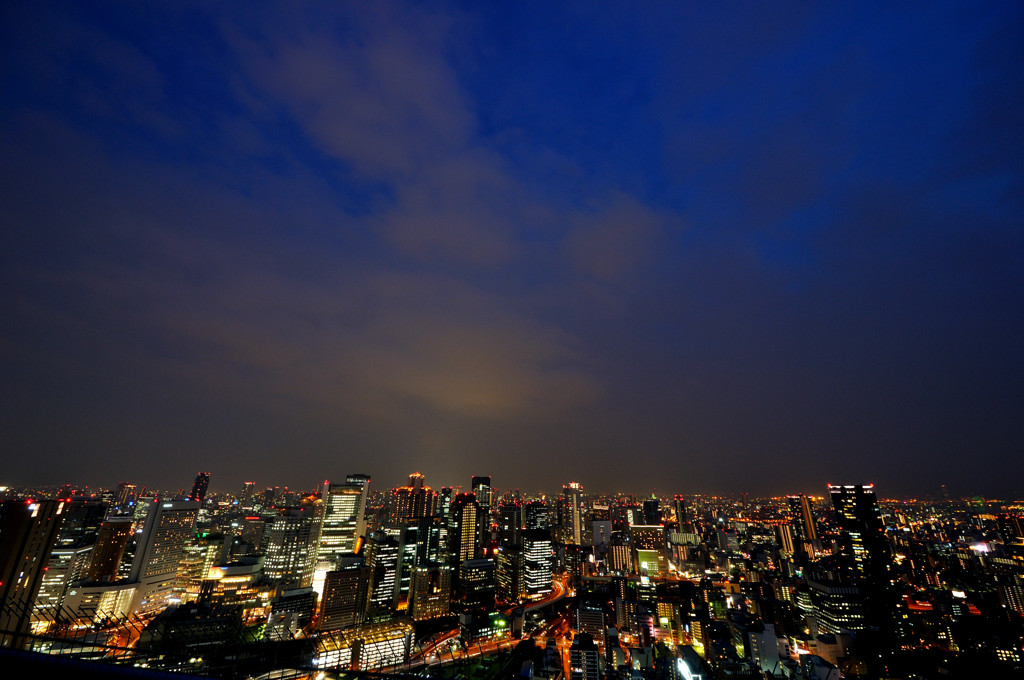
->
[1,2,1022,497]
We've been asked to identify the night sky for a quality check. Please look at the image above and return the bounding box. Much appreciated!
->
[2,2,1022,497]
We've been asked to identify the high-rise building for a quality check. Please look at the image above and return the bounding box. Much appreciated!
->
[190,473,211,504]
[395,516,442,601]
[788,494,818,543]
[457,558,496,610]
[319,476,371,567]
[363,530,401,622]
[497,500,523,549]
[472,476,493,551]
[672,495,688,526]
[642,498,661,525]
[320,563,371,631]
[448,493,480,565]
[496,545,524,604]
[0,499,66,649]
[389,473,437,526]
[569,631,601,680]
[261,504,323,594]
[522,529,553,598]
[828,483,898,646]
[524,501,549,530]
[129,499,200,613]
[409,561,452,621]
[563,482,584,545]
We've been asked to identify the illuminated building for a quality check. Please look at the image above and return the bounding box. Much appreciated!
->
[563,482,584,545]
[318,476,371,568]
[496,544,523,603]
[408,561,451,620]
[776,523,795,556]
[447,493,480,564]
[521,529,553,597]
[129,499,200,613]
[87,515,135,582]
[574,600,606,644]
[828,483,900,646]
[672,495,688,526]
[364,529,400,621]
[396,516,441,601]
[315,618,414,670]
[472,475,493,549]
[261,505,322,594]
[389,473,437,526]
[788,494,818,541]
[828,484,889,584]
[457,557,496,610]
[569,631,600,680]
[35,543,92,613]
[524,500,549,529]
[0,499,66,648]
[497,499,523,548]
[190,472,210,504]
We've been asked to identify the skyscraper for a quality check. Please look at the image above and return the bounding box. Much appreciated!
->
[828,483,898,650]
[563,482,584,545]
[447,493,480,565]
[261,503,323,594]
[128,499,200,613]
[0,499,66,649]
[472,475,493,550]
[522,529,553,598]
[190,472,210,504]
[389,473,437,526]
[319,475,371,566]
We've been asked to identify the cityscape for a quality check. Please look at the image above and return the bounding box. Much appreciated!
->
[3,2,1023,679]
[1,473,1023,679]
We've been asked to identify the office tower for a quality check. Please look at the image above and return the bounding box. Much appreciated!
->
[472,476,493,550]
[521,529,553,597]
[261,504,322,593]
[457,558,496,610]
[437,486,455,547]
[787,494,818,543]
[319,475,371,567]
[448,493,480,564]
[116,482,139,509]
[241,481,256,505]
[563,482,584,545]
[828,483,898,648]
[569,631,601,680]
[776,523,795,556]
[320,563,371,631]
[409,561,452,621]
[395,516,442,601]
[0,499,66,649]
[642,498,661,525]
[497,499,523,548]
[363,529,401,622]
[575,601,606,644]
[389,473,438,526]
[828,484,889,583]
[129,499,200,613]
[496,544,524,603]
[672,495,688,525]
[524,500,550,530]
[190,472,211,504]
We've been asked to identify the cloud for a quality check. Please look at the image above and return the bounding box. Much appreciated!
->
[563,193,674,280]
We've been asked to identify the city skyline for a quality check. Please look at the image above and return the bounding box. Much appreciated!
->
[2,2,1023,497]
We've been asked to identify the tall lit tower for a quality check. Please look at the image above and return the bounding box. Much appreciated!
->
[129,499,200,613]
[318,475,371,566]
[787,494,818,543]
[447,493,480,564]
[472,475,493,550]
[190,473,210,504]
[389,473,437,526]
[0,499,66,649]
[828,483,898,645]
[563,482,584,545]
